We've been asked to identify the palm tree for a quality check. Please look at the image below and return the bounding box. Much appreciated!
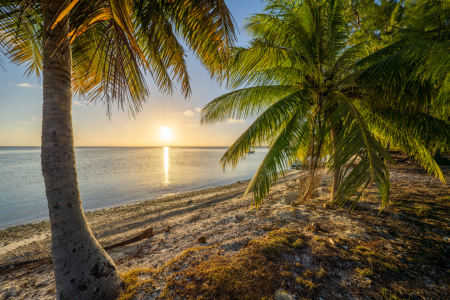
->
[201,0,450,210]
[0,0,236,299]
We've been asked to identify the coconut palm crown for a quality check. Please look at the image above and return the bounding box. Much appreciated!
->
[201,0,450,210]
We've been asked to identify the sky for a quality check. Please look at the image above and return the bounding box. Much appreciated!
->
[0,0,264,147]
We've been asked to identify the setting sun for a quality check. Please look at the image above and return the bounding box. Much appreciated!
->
[160,127,173,141]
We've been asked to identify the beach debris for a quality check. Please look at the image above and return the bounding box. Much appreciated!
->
[279,197,288,205]
[274,289,295,300]
[198,236,207,243]
[235,214,245,221]
[307,222,321,232]
[104,227,154,250]
[188,213,202,223]
[187,200,194,205]
[444,237,450,243]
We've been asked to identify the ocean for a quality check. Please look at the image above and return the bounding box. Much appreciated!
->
[0,147,268,229]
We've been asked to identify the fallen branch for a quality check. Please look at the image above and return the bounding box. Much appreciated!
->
[104,228,154,250]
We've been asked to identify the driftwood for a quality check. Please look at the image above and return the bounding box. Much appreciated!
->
[104,228,154,250]
[0,227,154,275]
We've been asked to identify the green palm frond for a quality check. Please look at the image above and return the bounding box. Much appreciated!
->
[71,23,148,117]
[201,85,299,125]
[134,0,190,97]
[0,1,43,77]
[150,0,237,82]
[2,0,237,114]
[359,104,448,182]
[56,0,151,115]
[326,92,394,210]
[226,41,317,89]
[244,112,311,207]
[219,90,312,169]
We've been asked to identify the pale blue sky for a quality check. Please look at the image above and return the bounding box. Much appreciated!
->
[0,0,264,146]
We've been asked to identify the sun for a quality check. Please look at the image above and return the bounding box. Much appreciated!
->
[160,127,173,141]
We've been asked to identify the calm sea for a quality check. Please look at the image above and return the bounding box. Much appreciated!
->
[0,147,268,229]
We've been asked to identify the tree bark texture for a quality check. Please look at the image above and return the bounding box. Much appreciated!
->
[330,124,341,202]
[41,1,123,299]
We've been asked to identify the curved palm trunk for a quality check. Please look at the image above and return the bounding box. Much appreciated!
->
[42,1,123,299]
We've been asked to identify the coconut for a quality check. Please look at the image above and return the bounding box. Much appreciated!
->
[320,87,328,93]
[325,80,333,87]
[330,86,338,92]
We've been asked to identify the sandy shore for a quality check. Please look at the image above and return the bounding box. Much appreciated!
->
[1,158,449,299]
[0,170,302,257]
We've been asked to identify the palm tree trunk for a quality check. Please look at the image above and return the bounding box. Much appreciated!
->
[42,1,123,299]
[330,124,341,202]
[433,143,441,158]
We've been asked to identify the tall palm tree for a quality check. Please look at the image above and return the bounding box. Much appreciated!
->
[0,1,236,299]
[201,0,450,210]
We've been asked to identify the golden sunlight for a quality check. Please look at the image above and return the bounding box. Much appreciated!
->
[160,126,173,141]
[163,147,169,186]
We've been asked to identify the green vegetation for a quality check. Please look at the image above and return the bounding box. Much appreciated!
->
[355,267,373,277]
[296,278,317,290]
[201,0,450,212]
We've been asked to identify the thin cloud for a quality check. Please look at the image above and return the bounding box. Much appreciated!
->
[31,116,42,121]
[183,110,195,116]
[188,123,199,127]
[73,101,82,105]
[195,107,202,113]
[227,118,245,124]
[22,122,33,124]
[16,83,35,88]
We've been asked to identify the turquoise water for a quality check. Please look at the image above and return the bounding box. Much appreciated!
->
[0,147,267,229]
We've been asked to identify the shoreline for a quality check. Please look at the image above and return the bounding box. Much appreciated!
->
[0,170,299,254]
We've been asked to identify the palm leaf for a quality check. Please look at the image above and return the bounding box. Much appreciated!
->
[201,85,299,125]
[243,111,311,207]
[326,92,394,209]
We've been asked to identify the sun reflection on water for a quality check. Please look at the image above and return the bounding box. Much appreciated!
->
[163,147,169,186]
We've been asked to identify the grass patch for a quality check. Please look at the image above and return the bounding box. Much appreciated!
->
[161,229,304,299]
[355,267,373,277]
[119,269,155,300]
[295,278,316,290]
[317,267,328,278]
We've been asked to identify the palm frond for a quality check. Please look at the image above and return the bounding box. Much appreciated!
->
[359,104,447,182]
[226,40,317,89]
[220,90,311,169]
[0,1,43,77]
[152,0,237,82]
[326,92,394,209]
[201,85,299,125]
[244,113,311,207]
